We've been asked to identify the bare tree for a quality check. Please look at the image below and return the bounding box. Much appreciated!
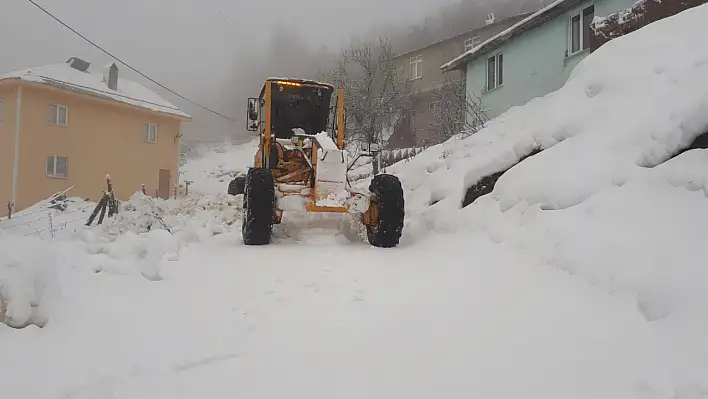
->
[427,76,489,145]
[320,36,414,174]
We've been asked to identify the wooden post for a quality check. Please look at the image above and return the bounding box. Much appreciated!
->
[86,195,108,226]
[106,174,118,217]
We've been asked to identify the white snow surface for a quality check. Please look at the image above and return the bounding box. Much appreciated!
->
[0,195,95,239]
[0,62,190,118]
[3,6,708,398]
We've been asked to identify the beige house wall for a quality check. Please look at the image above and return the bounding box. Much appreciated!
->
[0,85,17,216]
[0,80,184,213]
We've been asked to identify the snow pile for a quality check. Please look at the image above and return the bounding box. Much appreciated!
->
[383,4,708,230]
[179,137,259,195]
[373,5,708,391]
[94,192,243,239]
[0,190,247,328]
[0,231,70,328]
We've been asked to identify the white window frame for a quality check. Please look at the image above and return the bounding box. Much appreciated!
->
[485,52,504,91]
[568,4,595,56]
[49,104,68,126]
[409,55,423,80]
[428,101,441,111]
[46,156,68,178]
[464,36,480,52]
[143,123,158,143]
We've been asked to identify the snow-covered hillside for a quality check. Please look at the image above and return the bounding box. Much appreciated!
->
[2,5,708,398]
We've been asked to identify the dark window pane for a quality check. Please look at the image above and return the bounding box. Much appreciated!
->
[46,157,54,175]
[571,14,581,53]
[487,56,496,90]
[56,157,67,176]
[497,54,504,86]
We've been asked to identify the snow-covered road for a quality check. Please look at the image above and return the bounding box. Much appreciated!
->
[1,224,669,399]
[4,6,708,397]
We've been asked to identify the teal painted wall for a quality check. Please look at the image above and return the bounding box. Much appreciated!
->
[465,0,637,122]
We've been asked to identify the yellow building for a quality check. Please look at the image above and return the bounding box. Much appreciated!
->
[0,57,191,214]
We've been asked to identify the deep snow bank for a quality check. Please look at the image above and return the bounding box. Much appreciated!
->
[0,191,246,328]
[378,5,708,391]
[383,4,708,228]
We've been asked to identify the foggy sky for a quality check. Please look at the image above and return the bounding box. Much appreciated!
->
[1,0,493,142]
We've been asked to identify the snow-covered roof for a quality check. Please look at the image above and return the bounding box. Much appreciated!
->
[441,0,583,71]
[393,12,535,60]
[0,61,191,119]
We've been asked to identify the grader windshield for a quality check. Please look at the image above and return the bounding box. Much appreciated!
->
[261,79,334,139]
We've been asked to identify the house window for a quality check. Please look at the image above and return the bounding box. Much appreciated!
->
[429,101,441,111]
[464,36,480,52]
[486,53,504,91]
[570,5,595,55]
[142,123,158,143]
[48,104,68,125]
[46,156,68,178]
[410,55,423,80]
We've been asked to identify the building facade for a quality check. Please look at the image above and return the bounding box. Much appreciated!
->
[442,0,637,122]
[388,12,533,148]
[0,58,190,214]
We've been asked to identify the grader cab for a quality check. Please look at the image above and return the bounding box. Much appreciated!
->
[228,78,404,248]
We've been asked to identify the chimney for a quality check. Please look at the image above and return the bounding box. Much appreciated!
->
[486,13,496,25]
[103,62,118,91]
[66,57,90,72]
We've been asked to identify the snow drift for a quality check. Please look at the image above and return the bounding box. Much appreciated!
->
[384,4,708,228]
[373,5,708,392]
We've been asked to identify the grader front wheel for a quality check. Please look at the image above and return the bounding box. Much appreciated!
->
[242,168,276,245]
[364,174,405,248]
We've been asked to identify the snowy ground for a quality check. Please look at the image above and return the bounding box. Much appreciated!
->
[2,5,708,398]
[179,137,259,195]
[0,229,675,399]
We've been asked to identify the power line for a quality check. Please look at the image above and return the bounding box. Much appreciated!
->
[25,0,240,123]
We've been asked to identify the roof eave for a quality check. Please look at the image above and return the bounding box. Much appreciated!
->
[10,78,191,120]
[393,12,535,61]
[440,0,581,71]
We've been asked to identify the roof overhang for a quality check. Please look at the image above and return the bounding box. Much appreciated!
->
[392,12,535,61]
[3,78,192,121]
[441,0,585,72]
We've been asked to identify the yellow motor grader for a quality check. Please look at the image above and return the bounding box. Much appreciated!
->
[227,78,404,247]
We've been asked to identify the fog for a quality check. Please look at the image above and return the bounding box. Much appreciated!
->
[1,0,544,145]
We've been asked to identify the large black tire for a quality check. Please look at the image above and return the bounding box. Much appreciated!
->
[242,168,275,245]
[228,175,246,196]
[366,174,405,248]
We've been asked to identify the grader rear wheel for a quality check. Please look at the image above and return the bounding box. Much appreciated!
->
[364,174,404,248]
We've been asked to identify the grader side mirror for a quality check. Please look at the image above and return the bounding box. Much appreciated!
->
[246,98,259,132]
